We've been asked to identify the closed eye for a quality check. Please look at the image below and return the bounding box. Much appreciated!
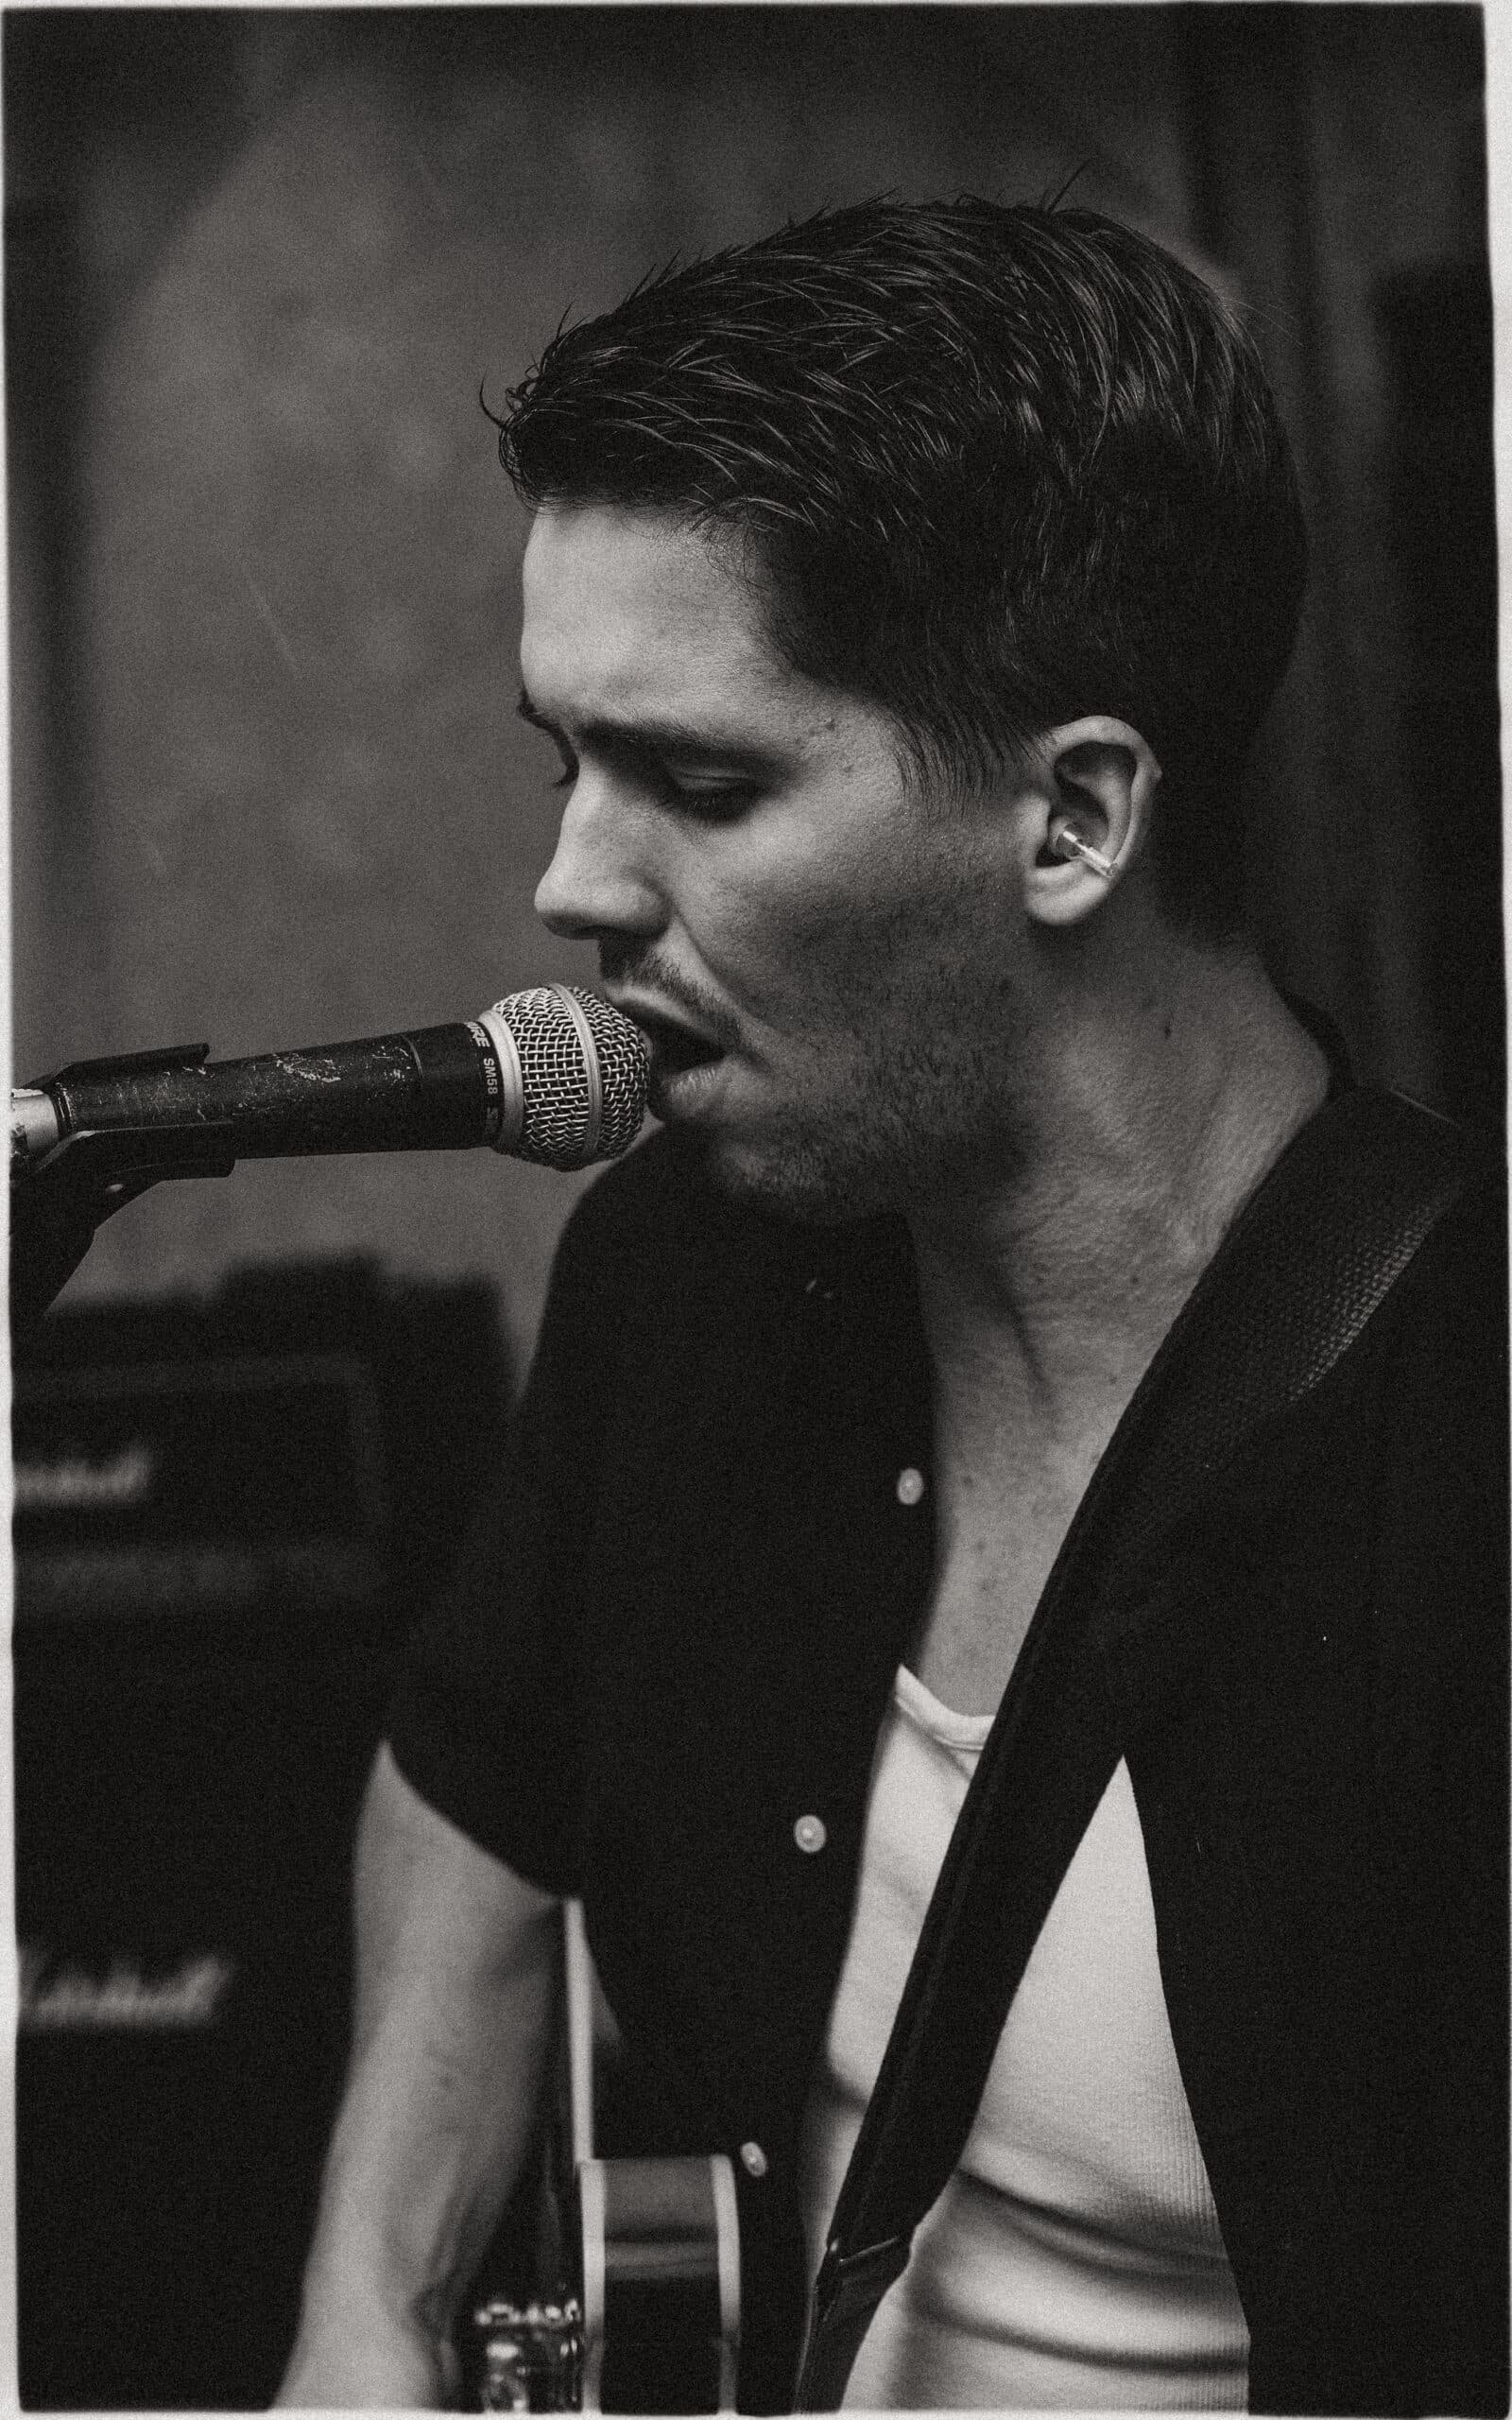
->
[660,772,759,820]
[518,686,778,820]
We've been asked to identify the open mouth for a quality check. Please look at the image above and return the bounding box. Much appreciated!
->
[635,1013,725,1079]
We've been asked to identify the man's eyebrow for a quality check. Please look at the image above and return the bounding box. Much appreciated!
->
[516,686,782,769]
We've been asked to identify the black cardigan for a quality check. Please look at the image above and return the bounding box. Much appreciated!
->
[389,1116,1508,2415]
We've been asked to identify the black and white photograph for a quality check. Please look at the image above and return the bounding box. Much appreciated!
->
[7,7,1506,2415]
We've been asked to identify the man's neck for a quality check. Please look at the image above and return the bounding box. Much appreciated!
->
[906,947,1332,1435]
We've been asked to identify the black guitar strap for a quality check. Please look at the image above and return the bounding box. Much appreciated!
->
[795,1087,1484,2411]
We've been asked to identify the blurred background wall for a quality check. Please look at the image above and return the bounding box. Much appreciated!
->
[8,4,1502,1375]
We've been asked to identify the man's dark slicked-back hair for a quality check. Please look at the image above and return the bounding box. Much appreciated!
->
[497,197,1308,939]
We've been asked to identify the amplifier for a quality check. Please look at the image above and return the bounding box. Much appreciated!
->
[15,1345,387,1640]
[12,1260,512,2409]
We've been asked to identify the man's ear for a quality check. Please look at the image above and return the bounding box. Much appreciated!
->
[1022,716,1161,929]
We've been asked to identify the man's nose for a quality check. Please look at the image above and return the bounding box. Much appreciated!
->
[535,778,663,942]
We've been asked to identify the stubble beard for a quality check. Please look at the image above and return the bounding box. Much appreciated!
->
[609,916,1035,1225]
[691,1016,1030,1227]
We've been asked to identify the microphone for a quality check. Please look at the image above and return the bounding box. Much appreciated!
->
[11,984,648,1180]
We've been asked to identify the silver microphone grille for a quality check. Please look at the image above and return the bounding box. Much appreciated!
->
[489,985,647,1171]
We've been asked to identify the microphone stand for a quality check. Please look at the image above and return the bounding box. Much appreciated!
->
[10,1044,238,1341]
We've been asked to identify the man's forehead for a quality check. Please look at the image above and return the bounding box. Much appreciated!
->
[520,501,817,734]
[524,504,756,642]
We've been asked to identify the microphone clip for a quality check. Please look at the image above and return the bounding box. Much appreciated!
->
[11,1044,238,1340]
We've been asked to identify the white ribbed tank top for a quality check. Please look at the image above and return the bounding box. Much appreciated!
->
[798,1664,1250,2409]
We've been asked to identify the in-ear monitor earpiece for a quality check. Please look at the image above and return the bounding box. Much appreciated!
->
[1048,823,1117,881]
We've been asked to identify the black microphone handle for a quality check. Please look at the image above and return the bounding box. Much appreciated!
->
[43,1022,502,1160]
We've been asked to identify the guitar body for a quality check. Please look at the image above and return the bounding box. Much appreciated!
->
[475,2152,740,2412]
[582,2152,741,2411]
[474,1907,741,2412]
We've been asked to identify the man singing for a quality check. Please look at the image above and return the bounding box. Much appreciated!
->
[279,199,1506,2413]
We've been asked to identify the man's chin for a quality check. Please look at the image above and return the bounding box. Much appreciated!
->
[680,1122,903,1226]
